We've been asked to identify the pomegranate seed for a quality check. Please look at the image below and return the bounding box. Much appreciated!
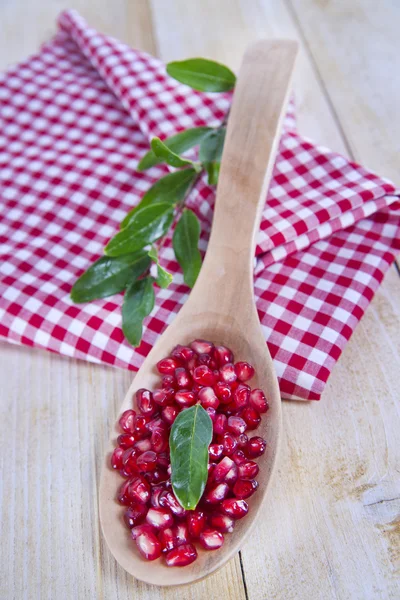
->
[153,388,172,407]
[146,507,174,530]
[227,416,247,435]
[190,339,214,355]
[219,363,237,384]
[221,432,238,456]
[161,405,179,425]
[225,462,238,486]
[209,513,235,533]
[157,452,169,468]
[175,367,191,388]
[117,478,134,505]
[147,416,165,433]
[205,482,229,503]
[122,447,139,472]
[246,436,267,458]
[145,468,169,484]
[171,344,194,363]
[198,386,219,409]
[150,485,165,508]
[214,381,232,403]
[160,491,186,517]
[232,450,246,465]
[241,406,261,430]
[209,443,224,461]
[161,373,176,389]
[221,498,249,519]
[127,476,151,504]
[134,414,151,436]
[233,384,250,410]
[237,433,248,448]
[135,530,162,561]
[111,447,124,470]
[193,365,217,386]
[136,450,157,473]
[157,357,179,375]
[131,523,155,540]
[214,414,227,435]
[249,389,269,413]
[136,389,156,416]
[213,457,234,483]
[234,361,255,382]
[238,460,259,479]
[206,406,217,422]
[119,409,136,434]
[187,356,198,374]
[174,390,196,407]
[134,438,152,452]
[124,502,147,527]
[233,479,259,499]
[175,522,190,545]
[199,528,224,550]
[117,434,137,449]
[159,527,177,552]
[151,428,168,453]
[198,353,212,366]
[187,510,206,538]
[213,345,233,366]
[165,543,197,567]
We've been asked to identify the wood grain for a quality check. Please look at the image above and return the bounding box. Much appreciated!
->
[0,0,399,598]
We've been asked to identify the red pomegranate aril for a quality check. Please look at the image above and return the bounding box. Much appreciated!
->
[193,365,217,386]
[198,386,219,409]
[175,522,190,545]
[187,356,198,374]
[117,434,137,449]
[175,367,191,389]
[153,388,172,407]
[175,390,196,408]
[209,443,224,461]
[146,507,174,530]
[122,447,139,469]
[205,482,229,503]
[161,373,176,389]
[213,345,233,367]
[206,406,217,422]
[214,381,232,403]
[249,388,269,413]
[238,433,248,448]
[227,416,247,435]
[190,339,214,355]
[111,447,124,470]
[131,523,155,540]
[232,450,246,465]
[147,416,165,433]
[157,357,180,375]
[136,450,157,473]
[151,427,168,453]
[171,344,194,363]
[198,353,212,366]
[233,479,259,499]
[135,530,162,561]
[157,452,169,468]
[150,485,165,508]
[165,543,197,567]
[159,527,177,552]
[221,432,238,456]
[209,513,235,533]
[160,491,186,517]
[145,468,169,484]
[136,389,156,416]
[134,414,151,437]
[246,436,267,458]
[117,478,134,505]
[119,409,136,434]
[241,406,261,430]
[187,510,206,538]
[234,361,255,382]
[161,405,180,425]
[214,413,227,435]
[238,460,259,479]
[225,462,238,486]
[233,384,250,410]
[221,498,249,519]
[127,476,151,504]
[219,363,237,384]
[199,528,224,550]
[213,456,234,483]
[124,502,147,528]
[134,438,152,452]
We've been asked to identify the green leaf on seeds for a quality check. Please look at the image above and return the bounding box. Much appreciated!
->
[148,246,173,289]
[122,277,155,347]
[105,202,174,257]
[121,168,196,229]
[199,127,226,163]
[170,404,213,510]
[166,58,236,92]
[138,127,211,171]
[70,252,151,303]
[172,208,202,288]
[150,137,197,170]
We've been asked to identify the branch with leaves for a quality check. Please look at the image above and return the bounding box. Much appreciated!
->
[71,58,236,346]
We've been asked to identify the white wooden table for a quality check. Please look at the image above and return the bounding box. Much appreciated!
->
[0,2,399,598]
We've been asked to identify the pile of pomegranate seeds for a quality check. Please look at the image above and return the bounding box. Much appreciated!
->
[111,339,269,566]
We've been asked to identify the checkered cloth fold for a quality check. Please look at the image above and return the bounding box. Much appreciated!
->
[0,10,399,400]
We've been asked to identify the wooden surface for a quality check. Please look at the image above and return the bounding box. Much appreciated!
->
[0,1,399,598]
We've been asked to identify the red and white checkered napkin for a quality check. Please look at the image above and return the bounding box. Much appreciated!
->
[0,10,399,400]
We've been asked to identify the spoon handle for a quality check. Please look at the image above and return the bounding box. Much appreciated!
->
[198,40,298,305]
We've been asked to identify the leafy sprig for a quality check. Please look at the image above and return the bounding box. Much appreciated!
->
[71,58,236,346]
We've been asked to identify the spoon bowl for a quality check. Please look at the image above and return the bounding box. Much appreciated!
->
[99,39,298,586]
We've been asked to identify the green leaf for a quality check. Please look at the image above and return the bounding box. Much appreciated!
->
[199,128,226,163]
[121,169,196,229]
[170,404,213,510]
[105,202,174,257]
[122,277,155,347]
[205,162,220,186]
[173,208,202,288]
[150,137,195,169]
[138,127,211,171]
[148,247,173,289]
[166,58,236,92]
[70,253,151,303]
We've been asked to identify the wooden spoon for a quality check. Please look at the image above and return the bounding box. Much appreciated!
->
[99,39,298,586]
